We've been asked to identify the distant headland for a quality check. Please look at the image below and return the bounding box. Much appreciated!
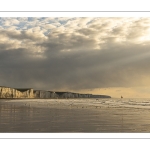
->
[0,86,111,99]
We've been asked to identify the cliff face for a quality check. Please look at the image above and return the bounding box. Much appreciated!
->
[0,87,13,98]
[33,91,58,99]
[0,86,111,99]
[0,86,34,98]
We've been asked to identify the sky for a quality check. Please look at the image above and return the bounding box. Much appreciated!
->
[0,17,150,98]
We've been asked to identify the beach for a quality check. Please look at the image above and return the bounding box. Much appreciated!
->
[0,98,150,132]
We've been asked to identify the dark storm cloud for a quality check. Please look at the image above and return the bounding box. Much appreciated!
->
[41,34,97,52]
[0,17,150,91]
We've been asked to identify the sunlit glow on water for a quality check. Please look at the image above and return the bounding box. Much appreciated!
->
[0,98,150,132]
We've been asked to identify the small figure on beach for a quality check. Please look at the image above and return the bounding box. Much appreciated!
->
[121,96,123,98]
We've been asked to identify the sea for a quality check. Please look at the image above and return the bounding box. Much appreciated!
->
[0,98,150,133]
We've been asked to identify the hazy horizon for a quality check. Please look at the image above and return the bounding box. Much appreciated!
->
[1,17,150,98]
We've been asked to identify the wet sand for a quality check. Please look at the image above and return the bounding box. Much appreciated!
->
[0,99,150,132]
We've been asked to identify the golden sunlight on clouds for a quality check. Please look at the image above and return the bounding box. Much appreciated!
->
[89,87,150,98]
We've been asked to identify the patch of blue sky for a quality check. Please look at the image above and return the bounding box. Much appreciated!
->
[43,30,51,36]
[54,17,68,24]
[86,19,94,25]
[0,18,6,26]
[17,22,28,29]
[28,17,38,21]
[17,17,28,22]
